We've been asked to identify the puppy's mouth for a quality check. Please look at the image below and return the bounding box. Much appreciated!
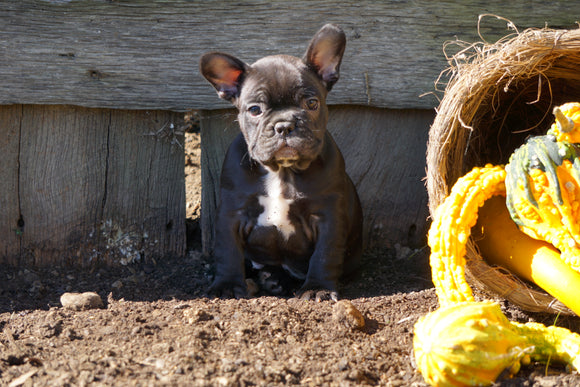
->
[274,146,300,168]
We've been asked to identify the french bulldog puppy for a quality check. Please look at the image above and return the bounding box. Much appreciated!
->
[200,24,362,301]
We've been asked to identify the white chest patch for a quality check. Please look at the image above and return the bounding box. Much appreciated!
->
[257,170,296,240]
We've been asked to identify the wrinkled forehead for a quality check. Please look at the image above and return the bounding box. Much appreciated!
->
[240,55,324,104]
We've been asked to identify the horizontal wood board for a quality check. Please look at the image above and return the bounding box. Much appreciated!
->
[0,1,578,111]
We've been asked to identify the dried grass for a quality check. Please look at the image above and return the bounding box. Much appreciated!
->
[427,24,580,314]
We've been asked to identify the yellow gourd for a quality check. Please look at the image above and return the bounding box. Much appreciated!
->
[427,164,506,306]
[505,103,580,272]
[414,301,580,387]
[414,103,580,386]
[476,196,580,316]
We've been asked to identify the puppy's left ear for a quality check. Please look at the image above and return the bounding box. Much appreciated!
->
[200,52,248,102]
[303,24,346,91]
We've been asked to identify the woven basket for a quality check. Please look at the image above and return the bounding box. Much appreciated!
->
[426,27,580,314]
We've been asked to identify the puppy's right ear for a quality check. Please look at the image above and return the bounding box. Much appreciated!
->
[200,53,247,102]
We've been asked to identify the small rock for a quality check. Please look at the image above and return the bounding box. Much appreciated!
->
[337,358,350,371]
[151,342,172,354]
[28,280,46,297]
[221,358,237,373]
[183,308,213,324]
[38,320,63,338]
[333,300,365,330]
[347,369,371,383]
[63,327,80,340]
[60,292,104,311]
[111,280,123,289]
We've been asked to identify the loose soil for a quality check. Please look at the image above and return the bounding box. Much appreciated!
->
[1,127,580,386]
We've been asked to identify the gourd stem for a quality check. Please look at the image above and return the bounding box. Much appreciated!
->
[554,106,575,133]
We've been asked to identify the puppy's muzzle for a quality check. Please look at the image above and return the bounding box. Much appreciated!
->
[272,120,300,167]
[275,121,295,136]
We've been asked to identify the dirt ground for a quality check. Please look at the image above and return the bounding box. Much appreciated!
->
[2,128,580,386]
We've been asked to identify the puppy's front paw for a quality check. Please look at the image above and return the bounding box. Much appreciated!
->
[296,288,338,302]
[208,278,248,299]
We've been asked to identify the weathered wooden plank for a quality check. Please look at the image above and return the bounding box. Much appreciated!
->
[0,105,22,265]
[200,109,240,255]
[329,106,434,248]
[0,105,185,266]
[200,106,434,253]
[101,109,186,264]
[0,1,577,111]
[17,105,109,266]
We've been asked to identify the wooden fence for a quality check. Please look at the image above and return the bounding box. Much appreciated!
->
[0,0,577,265]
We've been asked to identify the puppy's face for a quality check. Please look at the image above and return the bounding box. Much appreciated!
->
[200,24,346,171]
[235,55,329,170]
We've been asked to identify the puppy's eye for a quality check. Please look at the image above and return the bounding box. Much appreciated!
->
[248,105,263,116]
[306,98,319,111]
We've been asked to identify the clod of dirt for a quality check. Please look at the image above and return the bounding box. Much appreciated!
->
[333,300,365,330]
[60,292,104,310]
[183,308,214,324]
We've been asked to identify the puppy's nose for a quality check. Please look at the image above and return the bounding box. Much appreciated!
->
[274,121,294,135]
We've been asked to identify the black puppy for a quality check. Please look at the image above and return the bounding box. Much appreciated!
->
[200,24,362,301]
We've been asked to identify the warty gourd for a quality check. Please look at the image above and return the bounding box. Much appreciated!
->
[415,103,580,386]
[506,103,580,272]
[414,301,580,387]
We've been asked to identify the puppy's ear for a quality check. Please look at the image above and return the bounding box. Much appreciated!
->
[200,52,247,102]
[304,24,346,91]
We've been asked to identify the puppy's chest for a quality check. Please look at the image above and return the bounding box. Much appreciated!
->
[256,171,300,240]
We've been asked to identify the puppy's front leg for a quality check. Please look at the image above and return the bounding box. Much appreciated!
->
[297,203,347,301]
